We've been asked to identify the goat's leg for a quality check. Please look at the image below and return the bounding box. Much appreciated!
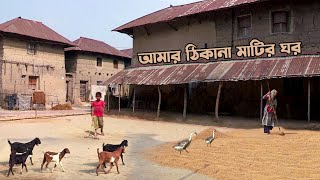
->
[40,158,46,172]
[29,155,34,166]
[51,163,57,173]
[121,154,125,165]
[102,163,108,174]
[115,162,120,174]
[7,165,13,177]
[24,163,28,172]
[96,164,101,176]
[106,163,113,174]
[185,149,189,153]
[103,162,107,168]
[20,164,23,174]
[59,161,66,172]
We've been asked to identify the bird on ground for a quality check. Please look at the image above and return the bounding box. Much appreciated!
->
[205,129,216,146]
[173,132,197,154]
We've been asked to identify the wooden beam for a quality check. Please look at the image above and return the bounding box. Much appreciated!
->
[118,84,121,112]
[167,22,178,31]
[260,81,263,120]
[308,78,311,122]
[183,84,188,119]
[157,86,161,118]
[215,82,223,120]
[133,87,136,113]
[144,26,150,36]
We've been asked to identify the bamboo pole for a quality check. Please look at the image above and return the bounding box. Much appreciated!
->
[183,84,188,119]
[157,86,161,118]
[215,82,223,120]
[308,78,311,123]
[215,82,222,120]
[260,81,263,120]
[133,87,136,113]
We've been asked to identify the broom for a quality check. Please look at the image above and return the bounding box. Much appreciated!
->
[267,81,285,136]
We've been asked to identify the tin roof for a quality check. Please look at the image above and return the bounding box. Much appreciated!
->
[114,0,267,34]
[121,48,133,58]
[65,37,131,58]
[103,55,320,85]
[0,17,74,46]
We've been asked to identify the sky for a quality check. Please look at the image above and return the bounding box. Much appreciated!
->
[0,0,199,50]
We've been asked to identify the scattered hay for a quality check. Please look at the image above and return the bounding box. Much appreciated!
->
[147,128,320,179]
[51,103,73,110]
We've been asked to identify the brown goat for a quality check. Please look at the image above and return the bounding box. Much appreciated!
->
[40,148,70,173]
[96,146,125,176]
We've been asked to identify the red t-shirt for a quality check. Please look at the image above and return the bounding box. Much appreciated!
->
[92,100,105,117]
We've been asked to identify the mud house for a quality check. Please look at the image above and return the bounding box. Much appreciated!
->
[105,0,320,121]
[64,37,131,104]
[0,17,75,106]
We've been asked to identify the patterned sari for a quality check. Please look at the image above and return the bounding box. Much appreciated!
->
[262,89,277,133]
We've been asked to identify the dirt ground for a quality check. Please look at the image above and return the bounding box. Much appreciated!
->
[148,127,320,180]
[0,114,211,180]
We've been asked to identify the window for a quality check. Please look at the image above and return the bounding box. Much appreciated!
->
[238,15,251,37]
[97,57,102,67]
[27,43,36,55]
[113,60,118,69]
[97,81,103,85]
[272,11,290,33]
[28,76,38,90]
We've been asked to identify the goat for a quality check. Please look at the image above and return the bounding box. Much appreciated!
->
[8,137,41,165]
[96,146,125,176]
[102,139,128,167]
[40,148,70,173]
[7,149,32,177]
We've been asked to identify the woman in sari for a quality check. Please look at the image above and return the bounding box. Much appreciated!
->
[262,89,278,134]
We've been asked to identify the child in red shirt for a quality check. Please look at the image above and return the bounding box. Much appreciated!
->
[91,92,105,139]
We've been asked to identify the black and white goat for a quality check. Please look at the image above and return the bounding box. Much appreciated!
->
[7,149,32,177]
[40,148,70,173]
[8,137,41,165]
[102,139,128,167]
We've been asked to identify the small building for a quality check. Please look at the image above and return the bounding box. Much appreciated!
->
[0,17,75,106]
[64,37,131,103]
[106,0,320,121]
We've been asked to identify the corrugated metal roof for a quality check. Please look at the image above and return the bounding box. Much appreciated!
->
[65,37,131,58]
[103,55,320,85]
[114,0,267,33]
[0,17,74,46]
[121,48,133,58]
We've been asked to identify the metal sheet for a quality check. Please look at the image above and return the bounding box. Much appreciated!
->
[103,56,320,85]
[114,0,267,33]
[0,17,74,46]
[65,37,130,58]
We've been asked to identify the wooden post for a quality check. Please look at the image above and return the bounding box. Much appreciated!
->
[183,84,188,119]
[14,80,16,93]
[215,82,223,120]
[35,104,37,119]
[133,87,136,113]
[260,81,263,120]
[308,78,311,123]
[118,84,121,112]
[157,86,161,118]
[107,88,110,112]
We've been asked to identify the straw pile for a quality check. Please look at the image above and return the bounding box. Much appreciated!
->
[147,128,320,179]
[51,103,73,110]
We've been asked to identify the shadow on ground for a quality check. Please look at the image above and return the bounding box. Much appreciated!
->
[106,108,320,131]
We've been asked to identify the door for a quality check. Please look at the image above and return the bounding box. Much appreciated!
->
[80,81,88,102]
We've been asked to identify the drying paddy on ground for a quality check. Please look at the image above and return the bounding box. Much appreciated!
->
[147,128,320,180]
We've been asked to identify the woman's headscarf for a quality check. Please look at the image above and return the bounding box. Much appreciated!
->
[270,89,277,100]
